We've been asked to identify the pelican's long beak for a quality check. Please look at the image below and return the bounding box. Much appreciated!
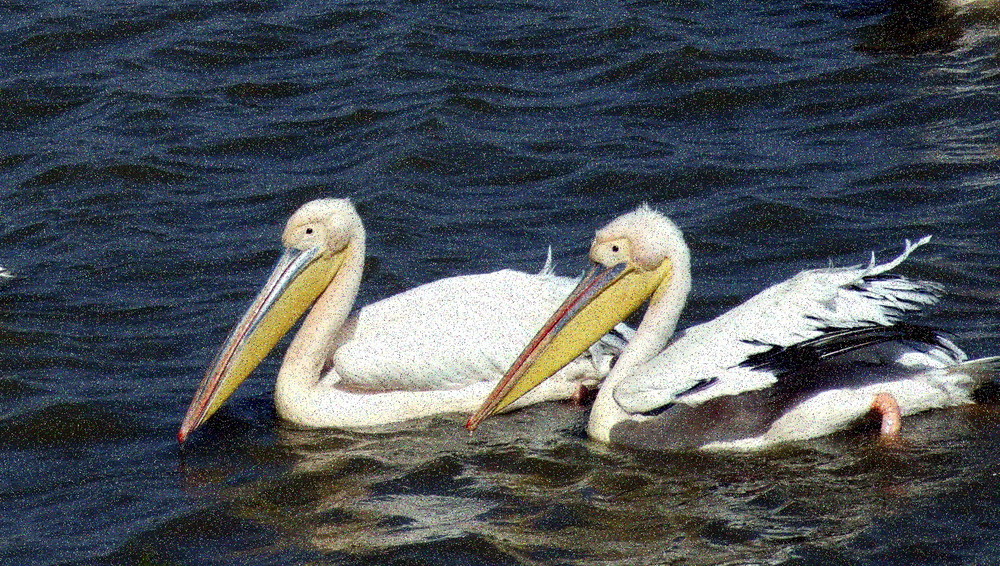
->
[178,246,343,443]
[466,256,672,430]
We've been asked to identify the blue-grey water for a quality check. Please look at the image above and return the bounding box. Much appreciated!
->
[3,0,1000,563]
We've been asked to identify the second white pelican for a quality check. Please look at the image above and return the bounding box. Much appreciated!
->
[179,199,630,443]
[468,205,1000,450]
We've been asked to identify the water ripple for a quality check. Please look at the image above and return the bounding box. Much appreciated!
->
[3,0,1000,564]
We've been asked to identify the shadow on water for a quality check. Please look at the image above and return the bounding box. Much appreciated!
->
[147,402,1000,565]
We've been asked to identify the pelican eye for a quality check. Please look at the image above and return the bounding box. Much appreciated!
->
[306,228,313,234]
[612,245,619,252]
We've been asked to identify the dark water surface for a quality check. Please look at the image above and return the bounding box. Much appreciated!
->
[3,0,1000,563]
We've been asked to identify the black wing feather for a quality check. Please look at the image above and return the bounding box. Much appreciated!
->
[739,323,955,378]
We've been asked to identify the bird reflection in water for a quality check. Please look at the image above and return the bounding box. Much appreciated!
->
[177,404,993,563]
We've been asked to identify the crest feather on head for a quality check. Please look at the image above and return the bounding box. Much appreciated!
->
[595,204,689,271]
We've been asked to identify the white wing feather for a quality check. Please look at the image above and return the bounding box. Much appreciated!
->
[334,269,630,392]
[614,237,940,413]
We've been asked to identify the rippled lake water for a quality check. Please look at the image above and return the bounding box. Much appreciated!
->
[3,0,1000,563]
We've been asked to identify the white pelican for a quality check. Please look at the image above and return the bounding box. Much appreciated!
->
[467,205,1000,450]
[178,199,630,443]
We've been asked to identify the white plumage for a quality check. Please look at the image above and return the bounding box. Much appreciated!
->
[297,268,629,428]
[613,237,939,412]
[335,268,620,393]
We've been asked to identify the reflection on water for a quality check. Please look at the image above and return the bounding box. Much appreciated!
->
[174,402,1000,564]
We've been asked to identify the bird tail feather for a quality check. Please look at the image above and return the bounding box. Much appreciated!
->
[954,356,1000,386]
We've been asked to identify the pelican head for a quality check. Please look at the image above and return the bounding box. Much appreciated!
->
[466,205,688,430]
[179,198,363,443]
